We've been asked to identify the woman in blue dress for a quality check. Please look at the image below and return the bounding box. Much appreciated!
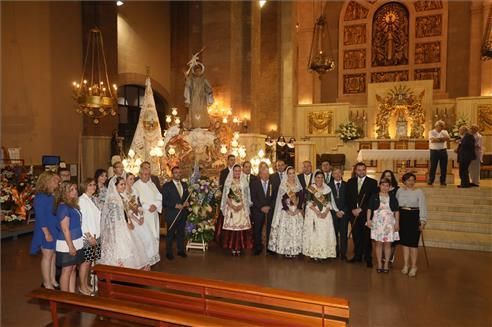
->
[30,171,60,289]
[55,181,85,293]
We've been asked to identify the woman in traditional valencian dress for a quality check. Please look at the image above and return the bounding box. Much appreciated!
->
[217,164,253,256]
[125,173,160,268]
[302,171,339,260]
[99,176,148,269]
[268,166,304,258]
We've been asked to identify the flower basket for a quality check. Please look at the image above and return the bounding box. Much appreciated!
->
[336,121,362,142]
[185,177,221,250]
[449,118,469,139]
[0,166,36,224]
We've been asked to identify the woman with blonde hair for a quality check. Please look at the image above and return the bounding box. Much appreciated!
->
[30,171,60,289]
[54,181,84,292]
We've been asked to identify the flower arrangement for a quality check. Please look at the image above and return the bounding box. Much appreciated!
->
[185,177,221,243]
[0,166,37,223]
[449,117,469,139]
[336,121,362,142]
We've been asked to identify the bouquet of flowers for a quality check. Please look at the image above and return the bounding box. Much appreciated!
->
[449,117,469,139]
[336,121,362,142]
[0,166,37,223]
[185,177,221,243]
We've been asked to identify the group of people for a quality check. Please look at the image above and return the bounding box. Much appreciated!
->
[214,156,428,277]
[30,161,188,294]
[429,120,483,187]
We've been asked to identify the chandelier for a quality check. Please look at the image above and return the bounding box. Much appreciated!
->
[481,7,492,61]
[308,14,335,76]
[72,27,117,124]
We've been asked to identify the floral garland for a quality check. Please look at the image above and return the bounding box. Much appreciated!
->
[449,117,469,139]
[336,121,362,142]
[185,177,221,243]
[0,166,37,223]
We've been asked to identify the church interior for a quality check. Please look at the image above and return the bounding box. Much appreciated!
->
[1,1,492,326]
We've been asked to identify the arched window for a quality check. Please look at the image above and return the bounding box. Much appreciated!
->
[117,84,168,152]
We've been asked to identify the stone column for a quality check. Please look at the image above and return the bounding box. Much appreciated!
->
[250,1,261,133]
[280,1,296,137]
[468,2,483,96]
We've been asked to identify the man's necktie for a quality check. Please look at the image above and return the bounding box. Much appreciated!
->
[263,181,268,196]
[357,179,363,193]
[177,182,183,198]
[336,182,340,196]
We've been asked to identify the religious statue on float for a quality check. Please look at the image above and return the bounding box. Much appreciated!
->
[184,48,214,129]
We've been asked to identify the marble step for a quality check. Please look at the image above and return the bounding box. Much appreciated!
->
[423,230,492,252]
[426,204,491,214]
[427,211,491,224]
[426,196,492,206]
[426,220,492,234]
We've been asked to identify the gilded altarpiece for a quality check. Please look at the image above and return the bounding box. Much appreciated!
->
[338,0,448,99]
[478,104,492,135]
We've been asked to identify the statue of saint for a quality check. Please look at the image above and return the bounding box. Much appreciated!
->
[184,49,214,129]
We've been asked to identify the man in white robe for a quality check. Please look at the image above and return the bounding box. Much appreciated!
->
[133,167,162,253]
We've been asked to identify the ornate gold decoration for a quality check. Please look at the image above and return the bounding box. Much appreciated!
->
[344,1,369,21]
[344,24,366,46]
[372,3,409,67]
[343,74,366,94]
[414,0,442,12]
[415,68,440,89]
[478,104,492,134]
[371,71,408,83]
[308,111,333,135]
[416,15,442,38]
[375,85,426,139]
[344,49,366,69]
[415,42,440,64]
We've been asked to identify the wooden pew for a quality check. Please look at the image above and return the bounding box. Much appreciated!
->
[94,264,350,327]
[27,288,258,327]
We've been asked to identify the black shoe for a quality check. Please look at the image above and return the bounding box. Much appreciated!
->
[366,261,373,268]
[340,255,347,261]
[427,182,433,186]
[266,250,275,255]
[166,253,174,260]
[348,257,361,263]
[177,252,187,258]
[457,185,471,188]
[253,249,262,256]
[440,183,447,186]
[470,183,479,187]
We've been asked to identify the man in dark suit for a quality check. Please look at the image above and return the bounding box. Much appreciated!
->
[346,162,378,267]
[320,160,333,185]
[250,167,275,255]
[329,168,349,260]
[242,160,257,184]
[162,166,190,260]
[219,154,236,191]
[268,159,286,253]
[298,160,313,191]
[457,126,476,188]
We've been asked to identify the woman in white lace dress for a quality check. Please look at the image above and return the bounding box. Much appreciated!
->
[268,166,304,258]
[99,176,149,269]
[302,171,339,260]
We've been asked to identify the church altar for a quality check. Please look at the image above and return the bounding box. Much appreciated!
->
[357,149,457,162]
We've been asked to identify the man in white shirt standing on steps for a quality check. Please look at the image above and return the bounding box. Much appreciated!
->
[428,120,450,186]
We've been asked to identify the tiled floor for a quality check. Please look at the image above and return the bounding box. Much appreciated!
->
[2,234,492,327]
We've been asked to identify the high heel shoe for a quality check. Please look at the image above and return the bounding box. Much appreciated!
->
[408,267,418,277]
[401,266,409,275]
[79,287,94,296]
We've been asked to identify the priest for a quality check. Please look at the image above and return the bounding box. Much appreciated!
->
[132,166,163,257]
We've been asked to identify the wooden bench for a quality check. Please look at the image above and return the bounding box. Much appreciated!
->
[27,288,257,327]
[94,264,350,327]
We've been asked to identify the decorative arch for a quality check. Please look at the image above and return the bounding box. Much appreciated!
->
[338,0,448,100]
